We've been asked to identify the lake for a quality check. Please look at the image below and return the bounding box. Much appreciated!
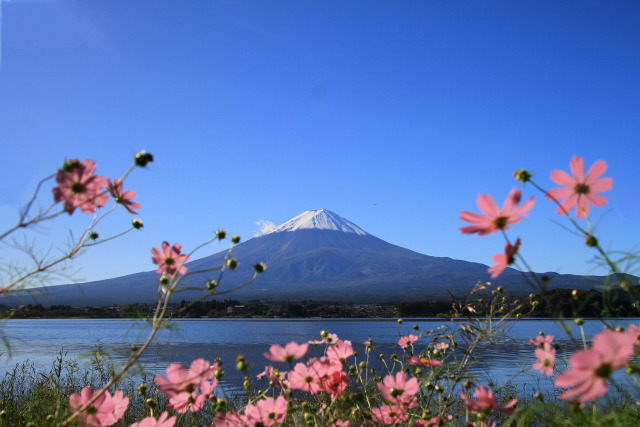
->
[1,318,638,397]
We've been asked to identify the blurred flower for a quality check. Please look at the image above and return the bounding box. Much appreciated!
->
[406,356,441,367]
[460,189,534,236]
[68,386,128,426]
[371,404,409,424]
[398,334,419,349]
[529,334,554,346]
[533,342,556,376]
[555,329,636,402]
[377,371,419,407]
[459,385,517,415]
[245,396,287,427]
[546,155,612,219]
[488,238,521,278]
[130,412,176,427]
[151,241,189,276]
[264,342,309,363]
[53,159,109,214]
[108,178,141,214]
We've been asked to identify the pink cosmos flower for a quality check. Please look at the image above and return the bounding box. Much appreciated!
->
[488,238,521,278]
[309,332,339,345]
[264,341,309,363]
[151,241,190,276]
[288,359,327,394]
[529,334,554,346]
[459,385,518,415]
[212,410,250,427]
[130,412,176,427]
[53,159,109,214]
[546,156,613,219]
[533,342,556,376]
[370,405,409,425]
[322,370,349,398]
[406,356,441,367]
[107,178,141,215]
[327,339,354,364]
[256,365,289,389]
[155,358,216,398]
[627,324,640,345]
[554,329,636,402]
[460,188,535,236]
[68,386,128,427]
[377,371,419,408]
[398,334,419,349]
[244,396,287,427]
[433,342,450,354]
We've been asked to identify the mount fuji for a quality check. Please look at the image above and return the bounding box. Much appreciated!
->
[8,209,604,306]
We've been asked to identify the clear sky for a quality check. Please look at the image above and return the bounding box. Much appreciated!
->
[1,0,639,286]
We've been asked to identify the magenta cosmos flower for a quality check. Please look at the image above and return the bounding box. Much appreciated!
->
[151,241,190,276]
[68,386,128,427]
[488,238,521,278]
[546,155,613,219]
[554,329,636,402]
[130,412,176,427]
[244,396,287,427]
[264,341,309,363]
[459,385,518,415]
[53,159,109,214]
[533,342,556,376]
[460,189,535,236]
[107,178,141,215]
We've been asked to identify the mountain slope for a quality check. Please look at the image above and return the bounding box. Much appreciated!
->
[4,209,606,306]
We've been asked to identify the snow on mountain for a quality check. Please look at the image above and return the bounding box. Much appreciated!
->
[266,209,368,236]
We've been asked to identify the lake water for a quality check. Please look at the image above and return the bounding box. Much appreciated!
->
[1,318,638,397]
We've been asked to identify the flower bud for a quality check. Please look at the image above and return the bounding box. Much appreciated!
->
[214,369,224,380]
[463,380,473,389]
[320,330,328,338]
[359,361,367,370]
[397,318,403,324]
[236,360,248,371]
[134,150,154,167]
[535,392,543,401]
[132,218,144,229]
[216,230,227,240]
[513,169,532,183]
[231,235,241,244]
[145,398,156,409]
[62,159,80,172]
[130,344,138,352]
[89,231,99,240]
[158,275,169,285]
[574,318,584,326]
[205,280,217,291]
[585,235,598,247]
[413,324,419,331]
[227,258,238,270]
[253,262,266,273]
[304,413,313,422]
[415,367,423,376]
[138,384,147,396]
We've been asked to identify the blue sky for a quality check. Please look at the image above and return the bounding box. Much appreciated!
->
[1,0,639,287]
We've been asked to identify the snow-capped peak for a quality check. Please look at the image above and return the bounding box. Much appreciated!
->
[266,209,368,236]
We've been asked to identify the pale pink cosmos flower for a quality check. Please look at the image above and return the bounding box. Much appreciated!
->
[322,370,349,398]
[68,386,127,427]
[107,178,141,215]
[459,385,518,415]
[398,334,419,349]
[244,396,287,427]
[433,342,450,354]
[327,339,354,364]
[460,188,535,236]
[264,341,309,363]
[53,159,109,214]
[546,156,613,219]
[130,412,176,427]
[370,404,409,425]
[488,238,521,278]
[377,371,419,408]
[151,242,190,276]
[533,342,556,376]
[554,329,637,402]
[529,334,554,346]
[407,356,441,367]
[309,332,339,345]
